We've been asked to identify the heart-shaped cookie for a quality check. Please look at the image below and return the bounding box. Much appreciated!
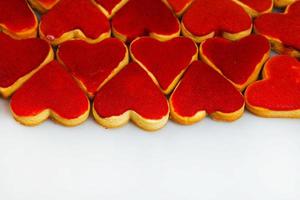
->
[10,61,90,126]
[200,35,270,91]
[28,0,59,12]
[245,55,300,118]
[163,0,194,16]
[0,33,53,98]
[0,0,38,39]
[93,62,169,131]
[130,37,197,94]
[233,0,273,17]
[111,0,180,42]
[274,0,296,7]
[39,0,111,45]
[170,61,245,125]
[181,0,252,43]
[254,1,300,58]
[95,0,128,18]
[57,38,129,97]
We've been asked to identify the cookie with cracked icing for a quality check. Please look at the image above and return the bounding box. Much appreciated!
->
[111,0,180,42]
[0,33,53,98]
[181,0,252,43]
[200,35,270,91]
[274,0,296,7]
[233,0,273,17]
[93,62,169,131]
[254,1,300,58]
[57,38,129,97]
[28,0,60,13]
[39,0,110,45]
[170,61,245,125]
[0,0,38,39]
[245,55,300,118]
[95,0,128,18]
[10,61,90,126]
[163,0,194,16]
[130,37,197,94]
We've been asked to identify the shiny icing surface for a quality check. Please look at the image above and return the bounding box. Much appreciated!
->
[130,37,197,91]
[0,33,50,88]
[255,1,300,50]
[94,63,169,119]
[40,0,110,40]
[95,0,123,14]
[182,0,251,37]
[201,35,270,86]
[10,61,89,119]
[171,61,244,116]
[0,0,36,33]
[58,38,127,96]
[238,0,272,12]
[112,0,180,42]
[166,0,193,14]
[246,55,300,111]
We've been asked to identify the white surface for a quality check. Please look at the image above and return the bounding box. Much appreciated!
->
[0,98,300,200]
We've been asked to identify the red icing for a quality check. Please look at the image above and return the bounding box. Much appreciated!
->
[0,0,36,33]
[237,0,272,12]
[246,56,300,111]
[10,61,89,119]
[58,38,127,96]
[94,63,169,119]
[130,37,197,91]
[112,0,180,42]
[35,0,59,7]
[182,0,252,37]
[171,61,244,116]
[40,0,110,40]
[201,35,270,86]
[0,33,50,88]
[166,0,193,14]
[95,0,123,14]
[255,1,300,51]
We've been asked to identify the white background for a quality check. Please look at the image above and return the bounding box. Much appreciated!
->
[0,98,300,200]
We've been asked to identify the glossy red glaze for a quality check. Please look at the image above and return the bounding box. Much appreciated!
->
[131,37,197,91]
[166,0,193,14]
[40,0,110,40]
[201,35,270,85]
[0,0,36,33]
[0,33,50,88]
[246,56,300,111]
[255,1,300,51]
[94,63,169,119]
[238,0,272,12]
[95,0,123,14]
[171,61,244,116]
[10,61,89,119]
[182,0,252,37]
[36,0,58,7]
[112,0,180,42]
[58,38,127,96]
